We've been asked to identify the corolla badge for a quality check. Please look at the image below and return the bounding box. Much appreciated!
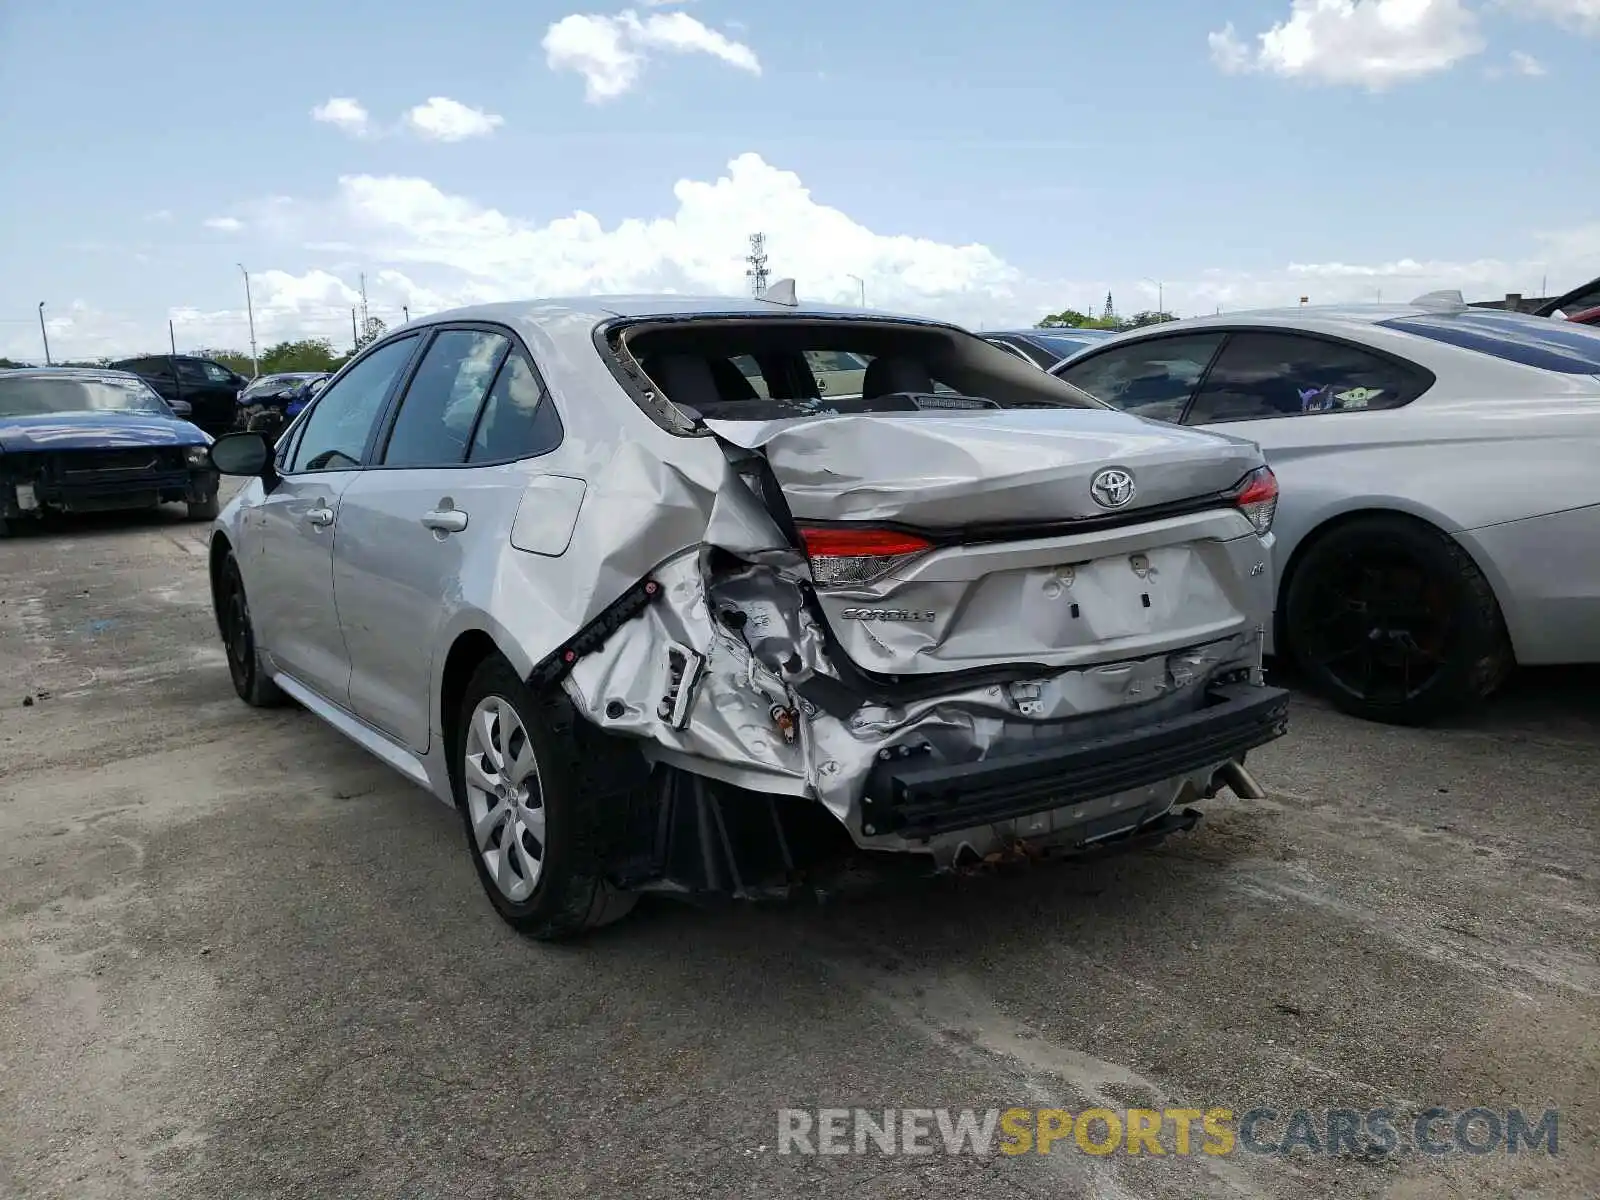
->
[1090,467,1136,509]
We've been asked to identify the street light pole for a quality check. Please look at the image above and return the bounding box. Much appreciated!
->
[237,263,259,378]
[37,302,52,365]
[1141,278,1163,314]
[846,274,866,307]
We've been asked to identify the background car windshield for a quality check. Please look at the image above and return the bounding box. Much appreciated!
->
[1380,311,1600,374]
[1028,331,1109,359]
[0,375,170,418]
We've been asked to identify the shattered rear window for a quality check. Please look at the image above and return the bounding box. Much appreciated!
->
[620,318,1103,423]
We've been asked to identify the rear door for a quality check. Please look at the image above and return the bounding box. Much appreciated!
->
[333,326,564,752]
[246,335,423,705]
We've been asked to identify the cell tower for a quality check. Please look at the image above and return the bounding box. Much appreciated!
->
[1102,291,1115,322]
[746,233,770,297]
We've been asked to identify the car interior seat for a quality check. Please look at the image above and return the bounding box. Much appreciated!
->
[861,356,935,397]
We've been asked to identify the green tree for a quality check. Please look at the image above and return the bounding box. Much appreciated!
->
[1123,310,1177,329]
[1038,309,1092,328]
[0,356,32,369]
[260,338,341,374]
[354,316,387,352]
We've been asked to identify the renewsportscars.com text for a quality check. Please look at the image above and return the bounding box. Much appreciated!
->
[777,1107,1559,1158]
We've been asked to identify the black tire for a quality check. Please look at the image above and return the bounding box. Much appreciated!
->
[451,655,637,940]
[1283,514,1512,726]
[216,551,287,707]
[187,492,221,521]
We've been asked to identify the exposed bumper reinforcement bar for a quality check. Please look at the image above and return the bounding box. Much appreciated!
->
[861,682,1291,839]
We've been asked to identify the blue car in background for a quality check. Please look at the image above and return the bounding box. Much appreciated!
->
[0,368,220,536]
[984,327,1118,369]
[235,371,330,435]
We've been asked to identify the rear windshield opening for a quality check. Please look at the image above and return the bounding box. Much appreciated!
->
[615,318,1104,422]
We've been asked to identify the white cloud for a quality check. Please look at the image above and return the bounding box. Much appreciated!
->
[9,154,1600,360]
[542,8,761,102]
[1509,49,1548,73]
[311,97,372,137]
[1498,0,1600,31]
[403,97,505,141]
[204,216,244,232]
[1209,0,1486,88]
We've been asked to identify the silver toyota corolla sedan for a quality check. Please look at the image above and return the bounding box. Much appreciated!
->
[1050,298,1600,726]
[205,292,1289,938]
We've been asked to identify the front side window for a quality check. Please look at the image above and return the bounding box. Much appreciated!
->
[1055,333,1226,423]
[203,361,234,383]
[175,359,208,384]
[381,329,509,468]
[288,336,419,472]
[469,352,564,463]
[1185,332,1430,425]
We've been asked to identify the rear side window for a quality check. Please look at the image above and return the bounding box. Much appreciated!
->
[468,352,564,463]
[1056,333,1226,423]
[1380,312,1600,374]
[382,329,509,467]
[1184,332,1431,425]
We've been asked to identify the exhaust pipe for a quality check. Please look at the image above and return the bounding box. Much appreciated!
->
[1209,759,1268,801]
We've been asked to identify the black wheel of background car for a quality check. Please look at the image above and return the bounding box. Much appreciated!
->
[451,655,636,940]
[187,493,220,521]
[1284,514,1511,726]
[218,552,287,708]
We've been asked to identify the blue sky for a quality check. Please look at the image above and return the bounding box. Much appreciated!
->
[2,0,1597,360]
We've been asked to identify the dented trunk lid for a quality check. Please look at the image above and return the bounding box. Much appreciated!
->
[705,408,1273,678]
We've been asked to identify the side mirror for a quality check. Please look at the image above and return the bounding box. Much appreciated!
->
[209,431,272,476]
[169,399,193,419]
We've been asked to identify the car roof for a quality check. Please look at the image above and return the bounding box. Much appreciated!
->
[405,293,944,330]
[1095,302,1584,336]
[989,328,1115,339]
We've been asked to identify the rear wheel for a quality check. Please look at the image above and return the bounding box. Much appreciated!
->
[217,552,286,707]
[1284,515,1510,725]
[452,656,636,940]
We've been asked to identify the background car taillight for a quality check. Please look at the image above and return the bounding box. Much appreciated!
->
[798,526,933,588]
[1232,466,1279,536]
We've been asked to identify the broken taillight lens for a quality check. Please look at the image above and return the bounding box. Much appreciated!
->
[798,526,934,589]
[1232,466,1279,537]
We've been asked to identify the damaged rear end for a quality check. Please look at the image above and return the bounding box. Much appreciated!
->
[551,312,1289,897]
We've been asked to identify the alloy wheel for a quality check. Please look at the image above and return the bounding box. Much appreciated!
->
[463,696,548,903]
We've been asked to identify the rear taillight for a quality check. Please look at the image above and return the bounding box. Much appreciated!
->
[798,526,933,589]
[1232,466,1278,537]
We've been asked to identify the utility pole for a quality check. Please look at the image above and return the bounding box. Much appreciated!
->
[1142,278,1163,314]
[37,302,51,365]
[402,305,409,323]
[237,263,259,377]
[351,308,359,350]
[746,233,769,298]
[846,273,865,306]
[359,272,369,331]
[169,319,177,354]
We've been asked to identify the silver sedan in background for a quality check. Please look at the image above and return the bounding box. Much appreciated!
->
[1051,298,1600,725]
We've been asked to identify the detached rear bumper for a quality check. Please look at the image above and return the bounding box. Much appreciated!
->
[860,682,1290,839]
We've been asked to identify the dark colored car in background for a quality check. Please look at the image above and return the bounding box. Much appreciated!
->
[235,371,329,434]
[108,354,249,437]
[0,368,219,535]
[984,327,1118,368]
[1566,306,1600,327]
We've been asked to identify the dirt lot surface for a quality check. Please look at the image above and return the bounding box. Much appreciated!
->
[2,499,1596,1199]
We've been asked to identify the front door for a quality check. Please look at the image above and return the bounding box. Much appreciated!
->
[334,327,541,752]
[245,333,424,707]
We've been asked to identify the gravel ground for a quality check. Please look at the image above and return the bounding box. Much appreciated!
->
[1,496,1596,1200]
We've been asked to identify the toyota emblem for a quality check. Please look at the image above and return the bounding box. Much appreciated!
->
[1090,467,1136,509]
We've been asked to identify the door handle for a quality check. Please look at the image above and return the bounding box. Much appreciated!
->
[421,508,469,534]
[306,505,334,528]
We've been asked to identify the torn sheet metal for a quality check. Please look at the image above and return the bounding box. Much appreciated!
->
[561,543,1265,854]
